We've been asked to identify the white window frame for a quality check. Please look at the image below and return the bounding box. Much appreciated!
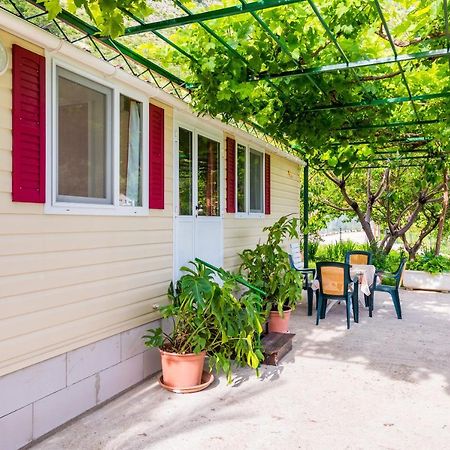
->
[234,141,265,218]
[45,57,149,216]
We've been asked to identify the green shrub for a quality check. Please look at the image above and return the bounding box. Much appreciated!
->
[408,251,450,274]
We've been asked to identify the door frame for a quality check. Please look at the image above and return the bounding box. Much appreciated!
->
[172,111,225,282]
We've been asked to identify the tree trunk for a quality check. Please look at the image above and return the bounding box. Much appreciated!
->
[435,168,448,255]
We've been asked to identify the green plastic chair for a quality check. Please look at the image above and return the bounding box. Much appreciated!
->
[315,262,359,329]
[372,258,407,319]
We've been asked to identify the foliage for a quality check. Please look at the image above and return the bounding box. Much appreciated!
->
[312,239,402,273]
[407,251,450,274]
[143,261,265,382]
[309,166,447,258]
[314,240,358,263]
[239,215,304,315]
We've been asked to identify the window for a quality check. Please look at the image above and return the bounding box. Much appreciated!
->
[235,144,264,215]
[57,68,112,204]
[119,95,143,207]
[53,65,146,213]
[249,149,263,213]
[237,144,246,213]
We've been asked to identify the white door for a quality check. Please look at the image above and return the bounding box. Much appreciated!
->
[174,125,223,280]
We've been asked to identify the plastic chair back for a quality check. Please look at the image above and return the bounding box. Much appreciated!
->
[316,262,352,298]
[290,243,303,270]
[345,250,373,265]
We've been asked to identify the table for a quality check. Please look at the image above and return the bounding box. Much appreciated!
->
[311,264,376,315]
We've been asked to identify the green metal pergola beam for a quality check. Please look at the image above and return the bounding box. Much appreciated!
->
[338,118,443,131]
[331,137,433,147]
[373,0,422,128]
[252,48,450,80]
[238,0,328,97]
[307,0,349,64]
[119,7,198,64]
[22,0,189,88]
[445,0,449,51]
[124,0,307,35]
[307,91,450,112]
[171,0,288,100]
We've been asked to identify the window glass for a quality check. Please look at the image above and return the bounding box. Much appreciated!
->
[197,135,220,216]
[119,95,142,207]
[57,68,111,203]
[250,149,263,213]
[237,144,246,213]
[179,128,193,215]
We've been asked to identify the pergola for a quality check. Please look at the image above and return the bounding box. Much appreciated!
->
[1,0,449,262]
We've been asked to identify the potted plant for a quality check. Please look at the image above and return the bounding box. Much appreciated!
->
[239,215,304,333]
[143,261,265,391]
[403,251,450,292]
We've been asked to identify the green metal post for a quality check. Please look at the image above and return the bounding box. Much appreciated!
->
[303,163,309,268]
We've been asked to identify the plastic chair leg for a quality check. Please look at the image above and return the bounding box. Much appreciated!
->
[352,293,359,323]
[369,291,374,318]
[307,287,313,316]
[316,295,323,326]
[391,290,402,319]
[345,298,351,329]
[320,299,327,319]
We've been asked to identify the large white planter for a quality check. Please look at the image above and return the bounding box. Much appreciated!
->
[402,270,450,292]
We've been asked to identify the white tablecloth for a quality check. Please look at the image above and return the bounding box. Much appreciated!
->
[311,264,376,308]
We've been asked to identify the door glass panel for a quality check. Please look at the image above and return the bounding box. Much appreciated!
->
[197,135,220,216]
[179,128,193,215]
[250,149,263,213]
[237,144,246,213]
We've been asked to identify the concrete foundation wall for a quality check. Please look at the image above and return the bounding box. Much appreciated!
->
[0,319,163,450]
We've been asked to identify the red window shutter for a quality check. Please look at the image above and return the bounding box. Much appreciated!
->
[265,153,271,215]
[12,45,46,203]
[149,104,164,209]
[226,137,236,213]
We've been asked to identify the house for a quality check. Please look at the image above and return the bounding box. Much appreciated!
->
[0,10,302,449]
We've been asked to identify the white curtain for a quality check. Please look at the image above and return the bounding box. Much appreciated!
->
[126,101,141,206]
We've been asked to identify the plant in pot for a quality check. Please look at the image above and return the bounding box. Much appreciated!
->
[239,215,304,333]
[143,261,265,391]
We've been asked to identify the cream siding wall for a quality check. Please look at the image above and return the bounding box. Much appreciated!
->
[0,27,302,379]
[0,31,174,377]
[224,153,300,272]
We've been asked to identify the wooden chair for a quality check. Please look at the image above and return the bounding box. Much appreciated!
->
[315,262,359,329]
[372,258,407,319]
[289,243,316,316]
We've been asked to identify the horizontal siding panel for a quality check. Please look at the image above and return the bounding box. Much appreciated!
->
[0,170,11,193]
[0,229,172,256]
[0,267,172,320]
[0,130,12,151]
[0,255,172,298]
[0,215,173,234]
[0,305,165,377]
[1,280,169,340]
[0,242,173,276]
[0,297,166,361]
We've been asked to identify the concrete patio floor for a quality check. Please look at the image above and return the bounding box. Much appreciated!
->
[31,289,450,450]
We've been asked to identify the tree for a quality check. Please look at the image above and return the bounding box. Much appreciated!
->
[310,162,448,259]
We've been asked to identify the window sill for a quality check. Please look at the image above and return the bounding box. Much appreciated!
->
[45,203,149,216]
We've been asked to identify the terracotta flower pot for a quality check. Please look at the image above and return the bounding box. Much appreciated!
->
[160,349,206,388]
[268,308,292,333]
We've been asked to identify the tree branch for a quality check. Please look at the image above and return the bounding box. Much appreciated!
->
[376,26,444,47]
